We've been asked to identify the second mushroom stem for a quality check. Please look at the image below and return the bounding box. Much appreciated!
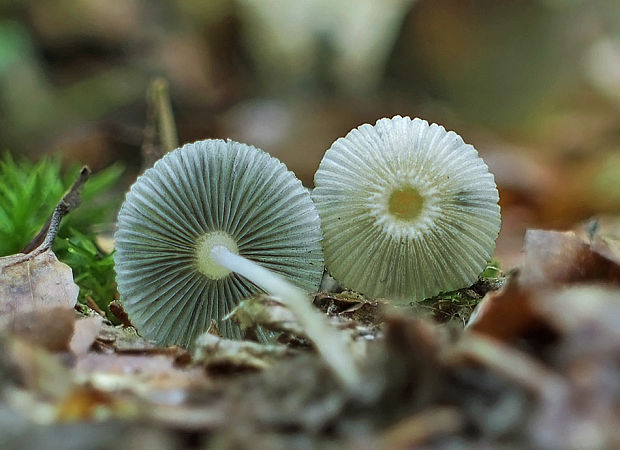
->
[210,245,361,390]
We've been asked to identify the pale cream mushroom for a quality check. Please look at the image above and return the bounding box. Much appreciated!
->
[312,116,501,303]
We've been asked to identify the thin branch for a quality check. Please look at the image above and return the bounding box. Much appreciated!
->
[20,166,91,258]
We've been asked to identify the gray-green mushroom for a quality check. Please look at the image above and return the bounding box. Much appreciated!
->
[114,139,324,348]
[115,139,360,388]
[312,116,501,303]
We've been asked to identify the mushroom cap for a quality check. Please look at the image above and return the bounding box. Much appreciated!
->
[312,116,501,302]
[114,139,324,348]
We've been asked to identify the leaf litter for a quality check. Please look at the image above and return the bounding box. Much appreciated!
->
[0,167,90,324]
[1,173,619,448]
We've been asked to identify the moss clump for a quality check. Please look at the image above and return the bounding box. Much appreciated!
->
[413,261,506,326]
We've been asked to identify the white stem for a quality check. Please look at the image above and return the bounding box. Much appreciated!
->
[211,245,361,389]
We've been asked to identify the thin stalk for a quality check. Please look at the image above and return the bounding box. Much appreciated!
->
[211,245,361,390]
[151,77,178,154]
[141,77,179,171]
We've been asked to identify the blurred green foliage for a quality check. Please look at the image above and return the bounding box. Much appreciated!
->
[0,152,123,318]
[0,153,65,254]
[54,228,117,319]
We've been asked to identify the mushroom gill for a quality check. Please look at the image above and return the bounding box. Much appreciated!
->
[114,139,324,348]
[115,139,360,388]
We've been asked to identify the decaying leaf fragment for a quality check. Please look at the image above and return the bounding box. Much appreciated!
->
[225,294,305,338]
[314,291,386,326]
[468,227,620,340]
[194,332,296,373]
[520,229,620,286]
[227,293,379,362]
[461,226,620,448]
[465,277,540,342]
[527,285,620,449]
[69,315,103,356]
[0,252,78,324]
[1,307,76,352]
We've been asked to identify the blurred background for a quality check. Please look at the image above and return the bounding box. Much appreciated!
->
[1,0,619,268]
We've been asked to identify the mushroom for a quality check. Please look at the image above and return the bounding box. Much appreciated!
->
[312,116,501,303]
[115,139,359,387]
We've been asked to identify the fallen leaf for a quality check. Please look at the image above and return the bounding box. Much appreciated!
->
[469,228,620,342]
[69,315,103,356]
[1,307,75,352]
[527,285,620,449]
[193,332,296,374]
[5,338,74,401]
[108,300,132,327]
[314,291,387,326]
[368,315,451,419]
[466,277,545,342]
[226,295,304,337]
[0,250,78,323]
[521,229,620,285]
[73,352,205,397]
[85,295,107,318]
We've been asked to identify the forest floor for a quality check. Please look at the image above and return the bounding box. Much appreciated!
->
[0,183,619,449]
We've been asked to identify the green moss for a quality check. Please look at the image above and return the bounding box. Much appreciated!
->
[413,261,506,326]
[54,229,118,321]
[0,152,123,317]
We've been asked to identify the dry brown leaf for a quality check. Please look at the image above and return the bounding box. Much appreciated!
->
[314,291,387,325]
[536,285,620,338]
[108,300,132,327]
[225,294,304,337]
[383,313,447,364]
[194,333,296,374]
[94,322,156,353]
[1,307,75,352]
[468,284,620,449]
[0,250,79,324]
[527,285,620,449]
[69,315,103,356]
[74,352,205,395]
[521,229,620,285]
[373,314,451,415]
[469,228,620,342]
[5,338,74,400]
[581,216,620,265]
[85,295,107,318]
[466,277,544,342]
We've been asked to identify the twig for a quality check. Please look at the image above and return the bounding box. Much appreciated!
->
[141,77,178,170]
[18,166,91,259]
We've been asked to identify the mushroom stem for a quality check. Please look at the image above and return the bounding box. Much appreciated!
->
[210,245,361,389]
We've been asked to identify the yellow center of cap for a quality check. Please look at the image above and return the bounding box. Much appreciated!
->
[388,186,424,221]
[195,231,238,279]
